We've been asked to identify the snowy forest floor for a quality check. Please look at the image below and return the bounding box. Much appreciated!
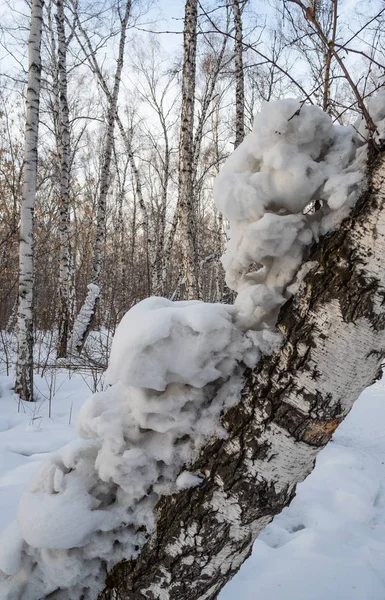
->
[1,348,385,599]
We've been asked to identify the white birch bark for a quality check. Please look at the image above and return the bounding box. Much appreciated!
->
[233,0,245,148]
[68,283,100,353]
[154,140,170,295]
[177,0,199,300]
[15,0,44,402]
[99,149,385,599]
[162,208,179,297]
[56,0,73,358]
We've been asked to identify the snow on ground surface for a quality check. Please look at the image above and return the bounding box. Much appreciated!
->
[0,369,94,537]
[219,381,385,600]
[0,360,385,599]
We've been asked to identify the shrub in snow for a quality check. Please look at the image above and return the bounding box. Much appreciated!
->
[0,97,376,599]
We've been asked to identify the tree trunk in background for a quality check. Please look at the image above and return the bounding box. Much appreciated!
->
[191,30,229,191]
[233,0,245,148]
[72,17,156,295]
[70,0,131,353]
[99,147,385,599]
[15,0,44,402]
[92,0,131,285]
[322,0,338,113]
[177,0,199,300]
[153,115,171,296]
[56,0,73,358]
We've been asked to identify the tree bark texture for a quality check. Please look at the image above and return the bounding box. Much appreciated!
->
[177,0,199,300]
[233,0,245,148]
[99,147,385,599]
[56,0,73,358]
[15,0,44,401]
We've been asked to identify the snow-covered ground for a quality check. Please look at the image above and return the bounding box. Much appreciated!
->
[220,381,385,600]
[0,361,385,599]
[0,369,94,538]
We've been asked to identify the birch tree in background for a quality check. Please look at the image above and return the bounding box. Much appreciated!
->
[56,0,73,358]
[233,0,245,148]
[131,44,179,295]
[70,0,132,354]
[177,0,199,300]
[15,0,44,402]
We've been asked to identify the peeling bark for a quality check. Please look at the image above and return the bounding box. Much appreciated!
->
[99,149,385,599]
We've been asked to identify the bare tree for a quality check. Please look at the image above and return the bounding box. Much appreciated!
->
[233,0,245,147]
[130,40,179,295]
[55,0,73,358]
[177,0,199,300]
[15,0,44,402]
[70,0,132,353]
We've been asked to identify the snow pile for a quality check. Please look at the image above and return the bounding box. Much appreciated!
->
[0,97,379,599]
[358,87,385,145]
[214,98,367,328]
[106,297,255,390]
[0,298,275,599]
[2,363,385,600]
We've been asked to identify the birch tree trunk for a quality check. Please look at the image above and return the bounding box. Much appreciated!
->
[233,0,245,148]
[99,146,385,599]
[15,0,44,402]
[70,16,155,290]
[154,133,170,295]
[56,0,73,358]
[70,0,131,353]
[92,0,131,286]
[177,0,199,300]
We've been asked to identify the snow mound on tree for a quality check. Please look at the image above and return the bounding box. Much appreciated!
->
[0,298,279,599]
[0,97,375,599]
[105,297,258,390]
[214,98,367,329]
[358,87,385,144]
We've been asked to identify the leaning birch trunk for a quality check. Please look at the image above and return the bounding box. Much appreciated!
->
[71,19,157,293]
[233,0,245,148]
[99,147,385,599]
[70,0,131,354]
[15,0,44,402]
[177,0,199,300]
[56,0,73,358]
